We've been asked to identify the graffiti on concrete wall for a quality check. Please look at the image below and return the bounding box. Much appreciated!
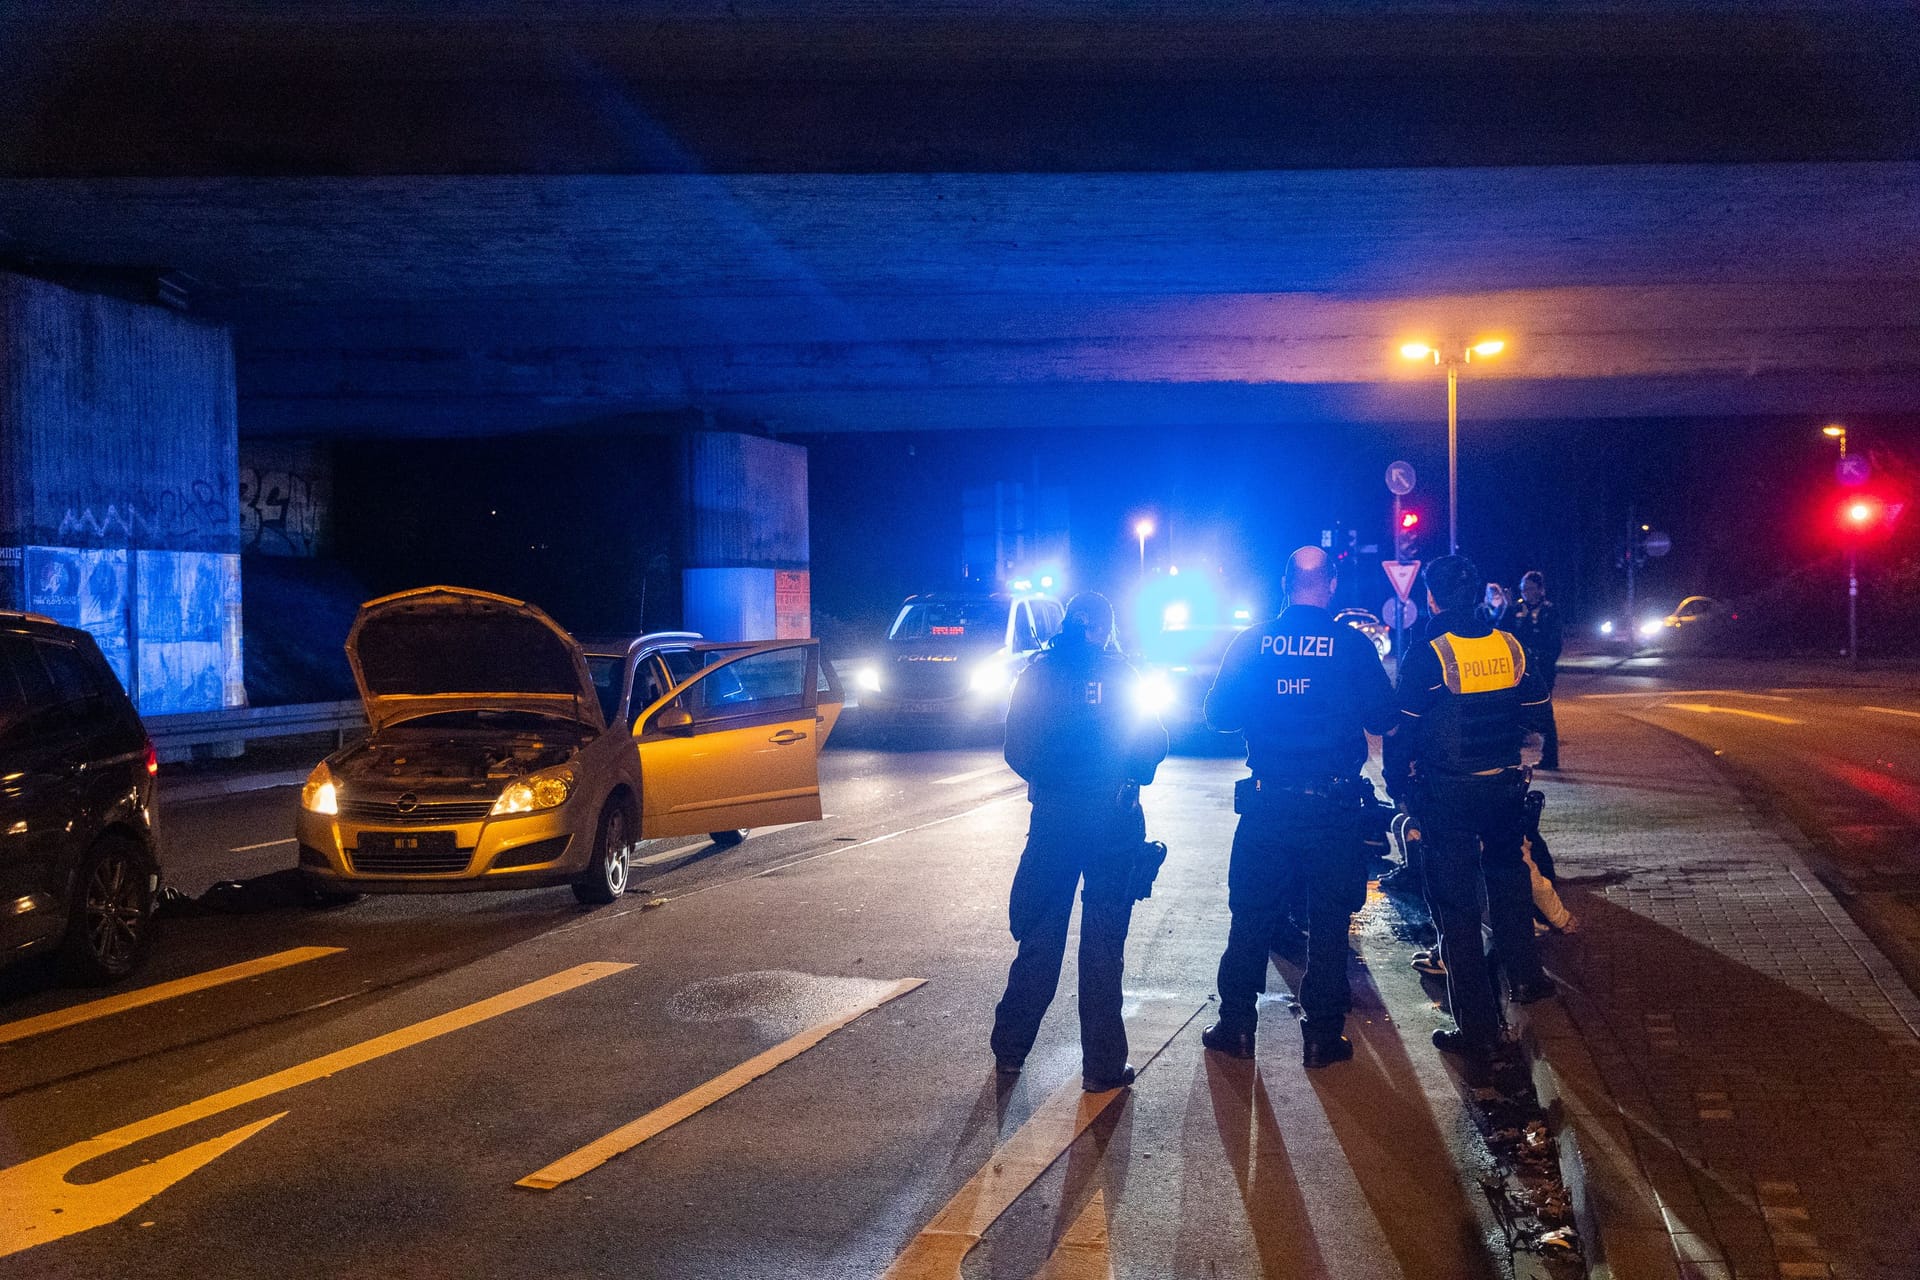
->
[49,481,235,550]
[238,466,325,555]
[237,441,331,557]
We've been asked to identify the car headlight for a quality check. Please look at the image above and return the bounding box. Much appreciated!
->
[1136,672,1177,716]
[491,767,574,817]
[969,662,1011,695]
[1637,619,1663,639]
[855,666,882,694]
[300,763,339,815]
[1598,620,1614,636]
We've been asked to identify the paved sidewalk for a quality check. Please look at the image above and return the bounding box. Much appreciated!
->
[1524,704,1920,1280]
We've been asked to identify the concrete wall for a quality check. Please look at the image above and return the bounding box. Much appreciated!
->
[680,433,810,641]
[0,273,243,713]
[239,439,331,556]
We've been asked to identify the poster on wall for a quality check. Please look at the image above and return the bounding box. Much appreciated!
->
[135,550,243,715]
[25,546,132,692]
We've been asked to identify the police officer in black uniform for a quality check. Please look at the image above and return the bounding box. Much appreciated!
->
[1201,547,1397,1068]
[1395,555,1557,1078]
[991,592,1168,1092]
[1507,570,1563,769]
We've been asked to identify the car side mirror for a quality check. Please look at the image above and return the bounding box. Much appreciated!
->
[654,707,695,734]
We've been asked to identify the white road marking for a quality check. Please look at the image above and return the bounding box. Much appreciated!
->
[633,843,709,867]
[1582,689,1792,702]
[1860,705,1920,720]
[229,837,298,853]
[934,763,1009,786]
[516,976,927,1190]
[1659,702,1803,725]
[882,998,1202,1280]
[0,963,632,1257]
[0,948,345,1046]
[1033,1189,1115,1280]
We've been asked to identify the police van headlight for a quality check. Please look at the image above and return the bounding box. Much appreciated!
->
[854,665,882,694]
[969,662,1011,696]
[1136,671,1177,716]
[1598,620,1614,636]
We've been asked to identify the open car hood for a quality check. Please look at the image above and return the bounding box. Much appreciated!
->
[346,586,604,733]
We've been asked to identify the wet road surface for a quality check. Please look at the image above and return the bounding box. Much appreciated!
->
[2,725,1515,1278]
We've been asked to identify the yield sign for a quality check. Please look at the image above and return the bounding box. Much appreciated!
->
[1384,560,1422,602]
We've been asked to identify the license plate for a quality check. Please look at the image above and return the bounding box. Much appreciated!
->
[898,700,952,714]
[356,830,457,855]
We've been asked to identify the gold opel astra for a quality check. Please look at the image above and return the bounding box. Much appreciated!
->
[296,587,842,903]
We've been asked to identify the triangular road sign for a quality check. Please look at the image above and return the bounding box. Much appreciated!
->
[1384,560,1422,602]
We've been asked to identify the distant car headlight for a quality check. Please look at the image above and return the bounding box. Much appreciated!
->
[491,767,574,816]
[1136,672,1177,716]
[969,662,1011,695]
[1637,619,1663,639]
[1598,620,1615,636]
[300,763,338,816]
[855,666,882,694]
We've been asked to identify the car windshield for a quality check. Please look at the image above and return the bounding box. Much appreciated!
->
[888,601,1005,645]
[584,655,623,723]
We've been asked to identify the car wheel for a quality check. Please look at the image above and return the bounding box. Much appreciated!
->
[60,835,156,985]
[573,799,632,905]
[709,829,746,848]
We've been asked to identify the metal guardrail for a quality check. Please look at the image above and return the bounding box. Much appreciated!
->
[146,700,366,761]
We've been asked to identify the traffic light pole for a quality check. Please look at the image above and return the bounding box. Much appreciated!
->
[1447,361,1459,556]
[1848,548,1858,663]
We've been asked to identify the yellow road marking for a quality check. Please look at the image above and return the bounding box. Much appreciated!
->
[1660,702,1803,725]
[882,999,1198,1280]
[517,976,927,1190]
[1032,1189,1115,1280]
[1861,705,1920,721]
[0,961,631,1258]
[0,947,346,1046]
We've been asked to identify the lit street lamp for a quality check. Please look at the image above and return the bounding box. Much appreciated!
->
[1133,517,1154,579]
[1400,338,1507,555]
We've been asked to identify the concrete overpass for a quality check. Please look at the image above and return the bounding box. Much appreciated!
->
[1,1,1916,705]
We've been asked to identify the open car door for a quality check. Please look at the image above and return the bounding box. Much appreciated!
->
[633,640,839,839]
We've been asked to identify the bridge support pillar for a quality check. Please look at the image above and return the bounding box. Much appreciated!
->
[680,434,811,642]
[0,272,244,716]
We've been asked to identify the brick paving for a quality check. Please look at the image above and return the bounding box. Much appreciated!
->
[1523,704,1920,1280]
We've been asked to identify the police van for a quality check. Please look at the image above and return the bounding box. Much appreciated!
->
[850,592,1065,726]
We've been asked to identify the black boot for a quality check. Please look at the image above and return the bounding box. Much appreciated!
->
[1302,1030,1353,1069]
[1201,1021,1256,1060]
[1083,1063,1137,1092]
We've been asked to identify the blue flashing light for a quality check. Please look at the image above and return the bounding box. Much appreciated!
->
[1163,601,1191,630]
[1039,575,1055,590]
[1232,608,1252,624]
[1011,578,1033,592]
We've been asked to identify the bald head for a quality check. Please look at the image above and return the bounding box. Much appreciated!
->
[1284,546,1337,608]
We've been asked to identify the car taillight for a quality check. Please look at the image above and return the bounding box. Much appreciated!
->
[144,739,159,775]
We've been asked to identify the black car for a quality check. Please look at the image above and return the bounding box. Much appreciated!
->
[0,612,160,983]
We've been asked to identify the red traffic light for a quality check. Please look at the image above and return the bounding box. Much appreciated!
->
[1399,511,1420,529]
[1834,493,1904,539]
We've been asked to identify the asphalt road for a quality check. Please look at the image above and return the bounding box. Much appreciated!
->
[1569,667,1920,995]
[0,721,1513,1280]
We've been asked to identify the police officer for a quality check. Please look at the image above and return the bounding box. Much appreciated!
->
[991,592,1168,1092]
[1201,547,1396,1068]
[1507,570,1563,770]
[1395,555,1557,1079]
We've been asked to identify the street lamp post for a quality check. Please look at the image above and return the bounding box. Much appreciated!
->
[1134,517,1154,581]
[1401,339,1506,556]
[1824,424,1858,662]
